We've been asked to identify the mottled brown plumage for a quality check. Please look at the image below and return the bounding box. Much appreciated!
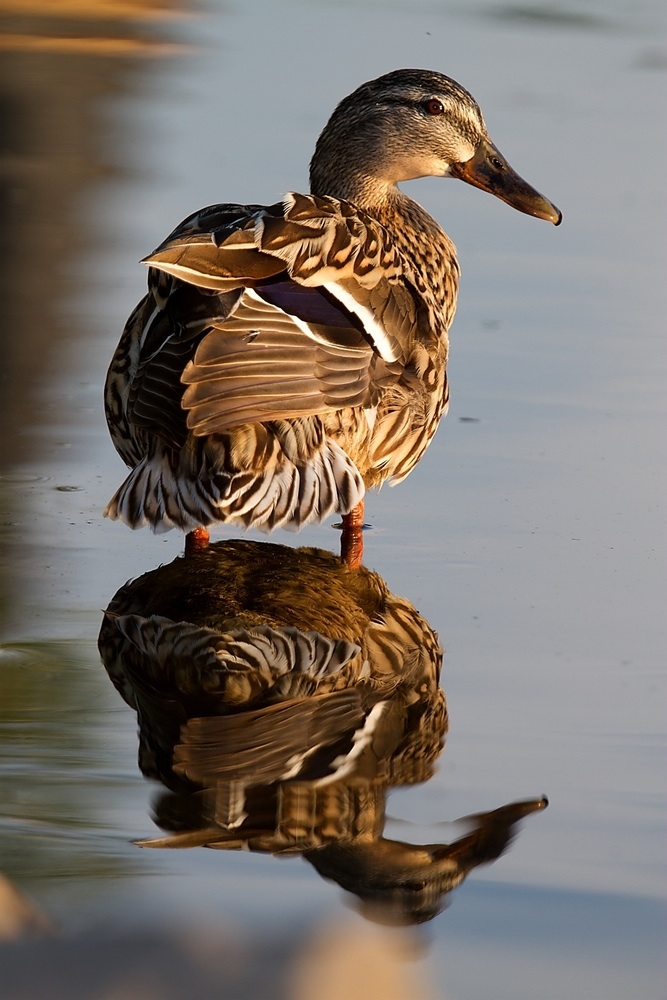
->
[98,539,446,788]
[98,539,547,925]
[104,69,560,537]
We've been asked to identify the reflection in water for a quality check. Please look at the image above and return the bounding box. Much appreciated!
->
[99,539,546,925]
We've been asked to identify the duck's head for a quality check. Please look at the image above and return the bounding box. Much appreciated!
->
[310,68,561,225]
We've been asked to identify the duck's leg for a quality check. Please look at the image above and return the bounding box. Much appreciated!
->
[340,501,365,570]
[185,527,210,555]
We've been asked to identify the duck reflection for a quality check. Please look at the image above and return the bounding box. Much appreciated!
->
[98,539,546,924]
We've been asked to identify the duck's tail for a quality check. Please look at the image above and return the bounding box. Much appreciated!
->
[104,431,365,533]
[104,451,220,533]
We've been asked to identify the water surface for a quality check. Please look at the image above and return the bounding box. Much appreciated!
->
[1,1,665,997]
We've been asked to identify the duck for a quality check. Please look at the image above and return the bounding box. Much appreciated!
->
[104,68,561,566]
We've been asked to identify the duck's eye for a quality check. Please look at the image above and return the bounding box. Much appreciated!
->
[423,98,445,116]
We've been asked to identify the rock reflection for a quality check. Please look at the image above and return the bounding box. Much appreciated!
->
[99,539,546,924]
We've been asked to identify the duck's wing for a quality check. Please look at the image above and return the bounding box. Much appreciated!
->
[135,194,422,438]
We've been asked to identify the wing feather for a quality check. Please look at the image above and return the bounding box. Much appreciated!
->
[127,193,431,449]
[181,291,377,434]
[144,194,423,356]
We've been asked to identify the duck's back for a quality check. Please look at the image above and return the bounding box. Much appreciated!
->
[104,192,458,534]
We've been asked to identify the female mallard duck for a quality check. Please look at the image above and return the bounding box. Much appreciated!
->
[104,69,560,563]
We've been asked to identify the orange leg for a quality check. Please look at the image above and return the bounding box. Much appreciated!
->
[340,501,365,570]
[184,526,210,555]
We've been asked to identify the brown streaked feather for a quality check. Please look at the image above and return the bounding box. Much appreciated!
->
[181,299,377,435]
[146,194,426,364]
[121,274,244,450]
[104,72,489,534]
[144,202,285,287]
[173,690,364,786]
[98,539,446,796]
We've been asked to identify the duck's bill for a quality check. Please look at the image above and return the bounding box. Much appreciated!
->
[451,138,561,225]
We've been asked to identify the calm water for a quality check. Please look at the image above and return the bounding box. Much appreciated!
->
[1,1,665,997]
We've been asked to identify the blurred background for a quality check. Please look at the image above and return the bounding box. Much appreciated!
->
[0,1,665,998]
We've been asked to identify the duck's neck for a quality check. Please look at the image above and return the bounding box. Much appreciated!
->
[311,167,458,330]
[310,165,447,244]
[310,163,393,211]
